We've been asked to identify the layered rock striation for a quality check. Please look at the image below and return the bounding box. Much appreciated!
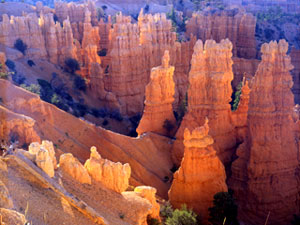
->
[172,39,236,166]
[230,40,299,225]
[136,51,176,136]
[169,119,227,221]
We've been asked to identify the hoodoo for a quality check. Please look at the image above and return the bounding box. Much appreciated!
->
[230,40,299,225]
[172,39,236,166]
[169,118,227,221]
[137,50,176,136]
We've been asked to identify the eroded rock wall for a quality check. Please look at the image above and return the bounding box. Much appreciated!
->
[186,8,257,59]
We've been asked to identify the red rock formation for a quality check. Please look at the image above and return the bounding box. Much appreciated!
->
[79,9,101,78]
[84,146,131,193]
[230,40,299,225]
[137,51,176,136]
[134,186,160,221]
[0,105,40,146]
[169,119,227,221]
[172,39,236,166]
[91,11,192,115]
[54,0,97,26]
[291,48,300,104]
[0,13,47,59]
[186,8,257,59]
[59,153,92,184]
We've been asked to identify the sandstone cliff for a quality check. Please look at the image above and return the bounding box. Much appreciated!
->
[186,8,257,59]
[172,39,236,166]
[137,50,176,136]
[230,40,299,225]
[169,119,227,221]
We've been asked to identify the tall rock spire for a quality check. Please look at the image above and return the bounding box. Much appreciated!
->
[136,50,176,136]
[230,40,299,225]
[172,39,236,166]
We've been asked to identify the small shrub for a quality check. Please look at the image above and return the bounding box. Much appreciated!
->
[165,204,198,225]
[98,108,108,118]
[119,213,125,219]
[231,82,242,111]
[20,84,41,95]
[97,48,107,57]
[264,28,275,40]
[53,14,59,23]
[109,110,123,122]
[105,65,109,74]
[176,93,188,123]
[208,191,239,225]
[73,75,87,92]
[97,7,105,20]
[27,60,35,67]
[91,108,101,118]
[163,119,175,134]
[14,38,27,55]
[5,59,15,71]
[12,73,26,85]
[170,164,178,173]
[0,72,8,79]
[102,119,109,126]
[37,79,54,102]
[160,202,174,219]
[163,176,169,183]
[147,216,161,225]
[144,4,150,13]
[51,93,61,105]
[64,58,80,74]
[73,103,88,117]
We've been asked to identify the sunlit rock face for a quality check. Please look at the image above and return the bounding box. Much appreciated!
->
[230,40,299,225]
[134,186,160,221]
[172,39,236,166]
[186,8,257,59]
[59,153,92,185]
[136,50,176,136]
[84,146,131,193]
[169,119,227,222]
